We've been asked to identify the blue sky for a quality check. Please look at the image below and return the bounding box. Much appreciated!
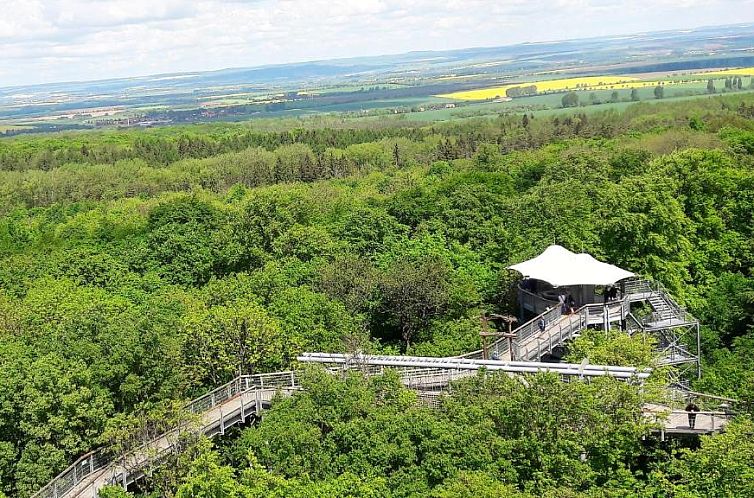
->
[1,0,754,87]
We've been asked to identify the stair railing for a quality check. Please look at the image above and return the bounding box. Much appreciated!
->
[624,278,696,325]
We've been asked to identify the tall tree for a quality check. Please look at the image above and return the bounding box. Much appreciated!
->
[561,92,580,108]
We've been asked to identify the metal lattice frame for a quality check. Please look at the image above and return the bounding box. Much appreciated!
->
[623,278,701,381]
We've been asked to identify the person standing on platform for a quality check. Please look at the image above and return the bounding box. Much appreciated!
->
[685,400,700,429]
[609,285,618,301]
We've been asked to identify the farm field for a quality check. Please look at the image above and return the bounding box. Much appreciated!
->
[0,124,32,132]
[437,75,692,101]
[699,66,754,77]
[5,25,754,136]
[405,80,754,122]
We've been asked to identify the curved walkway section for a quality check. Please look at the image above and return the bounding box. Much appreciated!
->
[34,372,299,498]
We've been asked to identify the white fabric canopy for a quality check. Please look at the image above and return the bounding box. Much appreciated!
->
[508,245,634,287]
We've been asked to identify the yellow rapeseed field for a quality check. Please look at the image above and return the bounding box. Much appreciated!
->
[698,67,754,77]
[438,76,669,100]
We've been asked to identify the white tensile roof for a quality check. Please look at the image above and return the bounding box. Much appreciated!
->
[508,245,634,287]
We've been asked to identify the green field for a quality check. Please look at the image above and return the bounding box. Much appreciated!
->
[3,71,754,135]
[388,78,754,122]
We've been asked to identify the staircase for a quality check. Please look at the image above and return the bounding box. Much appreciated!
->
[623,278,696,329]
[648,294,675,321]
[461,303,602,362]
[464,278,699,372]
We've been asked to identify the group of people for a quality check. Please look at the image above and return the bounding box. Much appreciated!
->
[547,284,624,315]
[603,284,620,304]
[558,293,576,314]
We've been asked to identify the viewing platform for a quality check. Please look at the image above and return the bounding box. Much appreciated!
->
[463,246,701,377]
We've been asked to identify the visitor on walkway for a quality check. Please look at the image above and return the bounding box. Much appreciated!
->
[559,294,567,314]
[685,401,700,429]
[607,285,618,301]
[538,317,546,332]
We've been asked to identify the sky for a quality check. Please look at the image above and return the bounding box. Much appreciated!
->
[2,0,754,87]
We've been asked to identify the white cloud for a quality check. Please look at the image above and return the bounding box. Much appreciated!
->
[0,0,753,86]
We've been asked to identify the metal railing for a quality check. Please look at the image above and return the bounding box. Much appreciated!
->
[33,371,299,498]
[35,451,111,498]
[514,312,585,361]
[517,306,563,345]
[624,278,696,325]
[647,409,732,433]
[298,354,653,382]
[665,387,740,413]
[470,300,627,362]
[625,312,644,333]
[518,286,559,315]
[581,300,628,325]
[461,305,564,360]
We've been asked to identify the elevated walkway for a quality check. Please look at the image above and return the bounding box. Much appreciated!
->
[34,353,732,498]
[299,353,652,384]
[31,282,711,498]
[469,278,700,376]
[34,372,300,498]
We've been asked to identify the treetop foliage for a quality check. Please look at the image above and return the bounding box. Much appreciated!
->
[1,93,754,496]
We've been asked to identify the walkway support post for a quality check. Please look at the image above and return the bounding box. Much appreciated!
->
[479,313,518,361]
[696,322,702,380]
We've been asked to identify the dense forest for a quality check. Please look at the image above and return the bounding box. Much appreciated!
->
[1,94,754,497]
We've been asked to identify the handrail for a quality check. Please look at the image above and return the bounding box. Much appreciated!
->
[624,277,696,324]
[465,296,630,361]
[460,304,562,359]
[32,371,298,498]
[682,390,740,404]
[626,312,645,332]
[665,386,742,412]
[514,312,586,361]
[646,408,734,433]
[33,450,103,498]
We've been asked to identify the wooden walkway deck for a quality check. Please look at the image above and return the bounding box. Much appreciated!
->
[39,367,733,498]
[644,403,730,435]
[64,387,291,498]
